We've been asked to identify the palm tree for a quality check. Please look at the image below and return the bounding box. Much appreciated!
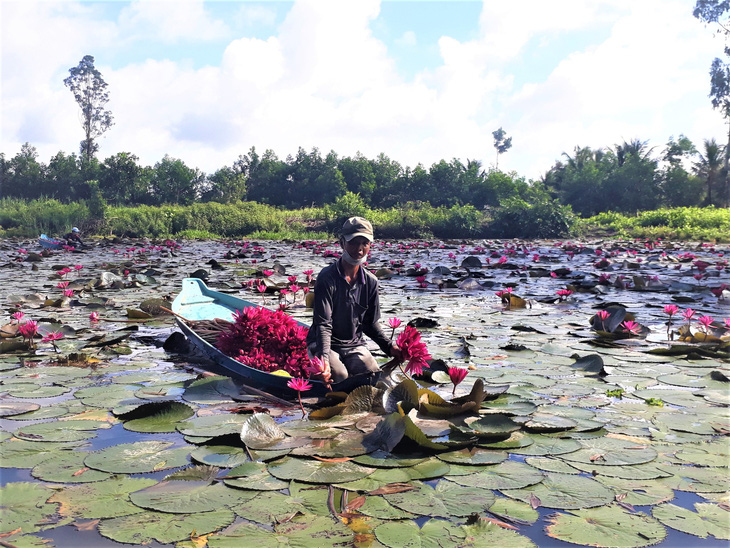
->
[694,138,724,206]
[614,139,653,167]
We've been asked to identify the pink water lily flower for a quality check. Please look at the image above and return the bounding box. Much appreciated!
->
[287,377,312,419]
[621,320,641,336]
[556,289,573,301]
[305,356,331,386]
[663,304,679,317]
[387,317,402,340]
[697,315,714,333]
[89,312,100,322]
[57,281,70,289]
[18,320,38,347]
[595,310,609,330]
[42,331,64,352]
[683,308,696,322]
[63,289,74,298]
[388,317,402,329]
[396,326,432,377]
[448,367,468,396]
[11,311,24,323]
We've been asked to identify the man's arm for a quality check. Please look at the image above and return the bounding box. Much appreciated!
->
[310,274,335,366]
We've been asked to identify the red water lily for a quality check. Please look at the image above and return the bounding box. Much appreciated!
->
[42,331,64,352]
[621,320,641,336]
[18,320,38,348]
[448,366,468,396]
[387,317,402,339]
[287,377,312,419]
[395,326,432,377]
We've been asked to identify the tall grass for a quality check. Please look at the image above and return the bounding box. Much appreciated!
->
[584,207,730,242]
[0,197,90,237]
[3,198,726,241]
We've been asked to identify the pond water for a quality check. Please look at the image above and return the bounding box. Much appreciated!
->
[0,237,728,547]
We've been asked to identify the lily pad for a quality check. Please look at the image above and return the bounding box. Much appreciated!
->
[207,514,353,547]
[221,461,289,491]
[99,508,235,545]
[0,400,40,417]
[503,472,615,509]
[130,480,255,513]
[31,450,111,483]
[84,440,190,473]
[48,476,157,519]
[446,460,544,490]
[560,437,657,466]
[652,502,730,540]
[267,456,375,484]
[375,518,466,547]
[119,401,195,433]
[546,505,666,547]
[383,479,496,517]
[0,482,62,534]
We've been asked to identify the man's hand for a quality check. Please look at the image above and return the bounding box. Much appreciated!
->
[390,344,404,363]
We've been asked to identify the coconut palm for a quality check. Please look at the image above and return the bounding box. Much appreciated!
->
[693,138,724,206]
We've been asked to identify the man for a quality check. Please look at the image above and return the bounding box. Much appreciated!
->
[63,227,84,247]
[306,216,402,383]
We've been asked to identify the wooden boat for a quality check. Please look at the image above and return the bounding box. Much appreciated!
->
[39,234,64,250]
[171,278,381,398]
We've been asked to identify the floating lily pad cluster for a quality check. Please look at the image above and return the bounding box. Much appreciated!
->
[0,236,728,547]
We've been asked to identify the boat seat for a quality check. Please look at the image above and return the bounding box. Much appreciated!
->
[180,298,218,306]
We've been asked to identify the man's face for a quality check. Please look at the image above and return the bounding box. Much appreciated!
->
[343,236,372,260]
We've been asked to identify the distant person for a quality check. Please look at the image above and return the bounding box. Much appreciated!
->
[64,227,84,247]
[306,216,403,383]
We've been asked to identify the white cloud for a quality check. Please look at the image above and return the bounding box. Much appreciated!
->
[396,30,417,47]
[1,0,726,181]
[117,0,230,43]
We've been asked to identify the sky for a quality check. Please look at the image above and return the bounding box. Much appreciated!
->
[1,0,726,181]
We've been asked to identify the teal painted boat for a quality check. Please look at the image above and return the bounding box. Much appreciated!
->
[172,278,380,397]
[39,234,64,250]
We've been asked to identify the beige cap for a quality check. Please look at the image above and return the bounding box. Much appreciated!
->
[341,216,373,242]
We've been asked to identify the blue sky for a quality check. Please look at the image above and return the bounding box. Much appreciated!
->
[1,0,725,180]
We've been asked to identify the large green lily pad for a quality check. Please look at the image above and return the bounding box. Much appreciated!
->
[207,514,354,547]
[652,502,730,540]
[84,440,190,473]
[546,505,667,547]
[503,472,617,509]
[446,460,544,490]
[98,508,235,544]
[382,479,495,517]
[267,456,375,484]
[130,480,256,513]
[31,450,111,483]
[0,482,63,534]
[560,437,657,466]
[48,476,157,519]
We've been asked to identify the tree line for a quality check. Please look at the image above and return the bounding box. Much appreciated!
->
[0,134,723,215]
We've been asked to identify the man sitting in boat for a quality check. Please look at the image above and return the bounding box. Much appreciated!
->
[63,227,84,247]
[306,216,403,383]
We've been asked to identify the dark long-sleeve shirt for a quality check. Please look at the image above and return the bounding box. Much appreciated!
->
[306,259,392,363]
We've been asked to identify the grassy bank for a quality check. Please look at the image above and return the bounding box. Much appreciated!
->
[582,207,730,242]
[1,197,728,241]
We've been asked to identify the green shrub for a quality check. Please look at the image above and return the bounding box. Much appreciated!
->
[487,197,575,238]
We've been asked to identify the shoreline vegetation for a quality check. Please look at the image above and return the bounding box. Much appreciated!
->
[1,197,729,243]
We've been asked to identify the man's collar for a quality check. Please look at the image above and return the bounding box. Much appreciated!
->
[336,258,365,284]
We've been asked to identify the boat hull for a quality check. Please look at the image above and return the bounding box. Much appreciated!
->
[39,234,64,250]
[172,278,379,397]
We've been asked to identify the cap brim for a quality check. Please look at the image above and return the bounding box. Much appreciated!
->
[344,232,373,242]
